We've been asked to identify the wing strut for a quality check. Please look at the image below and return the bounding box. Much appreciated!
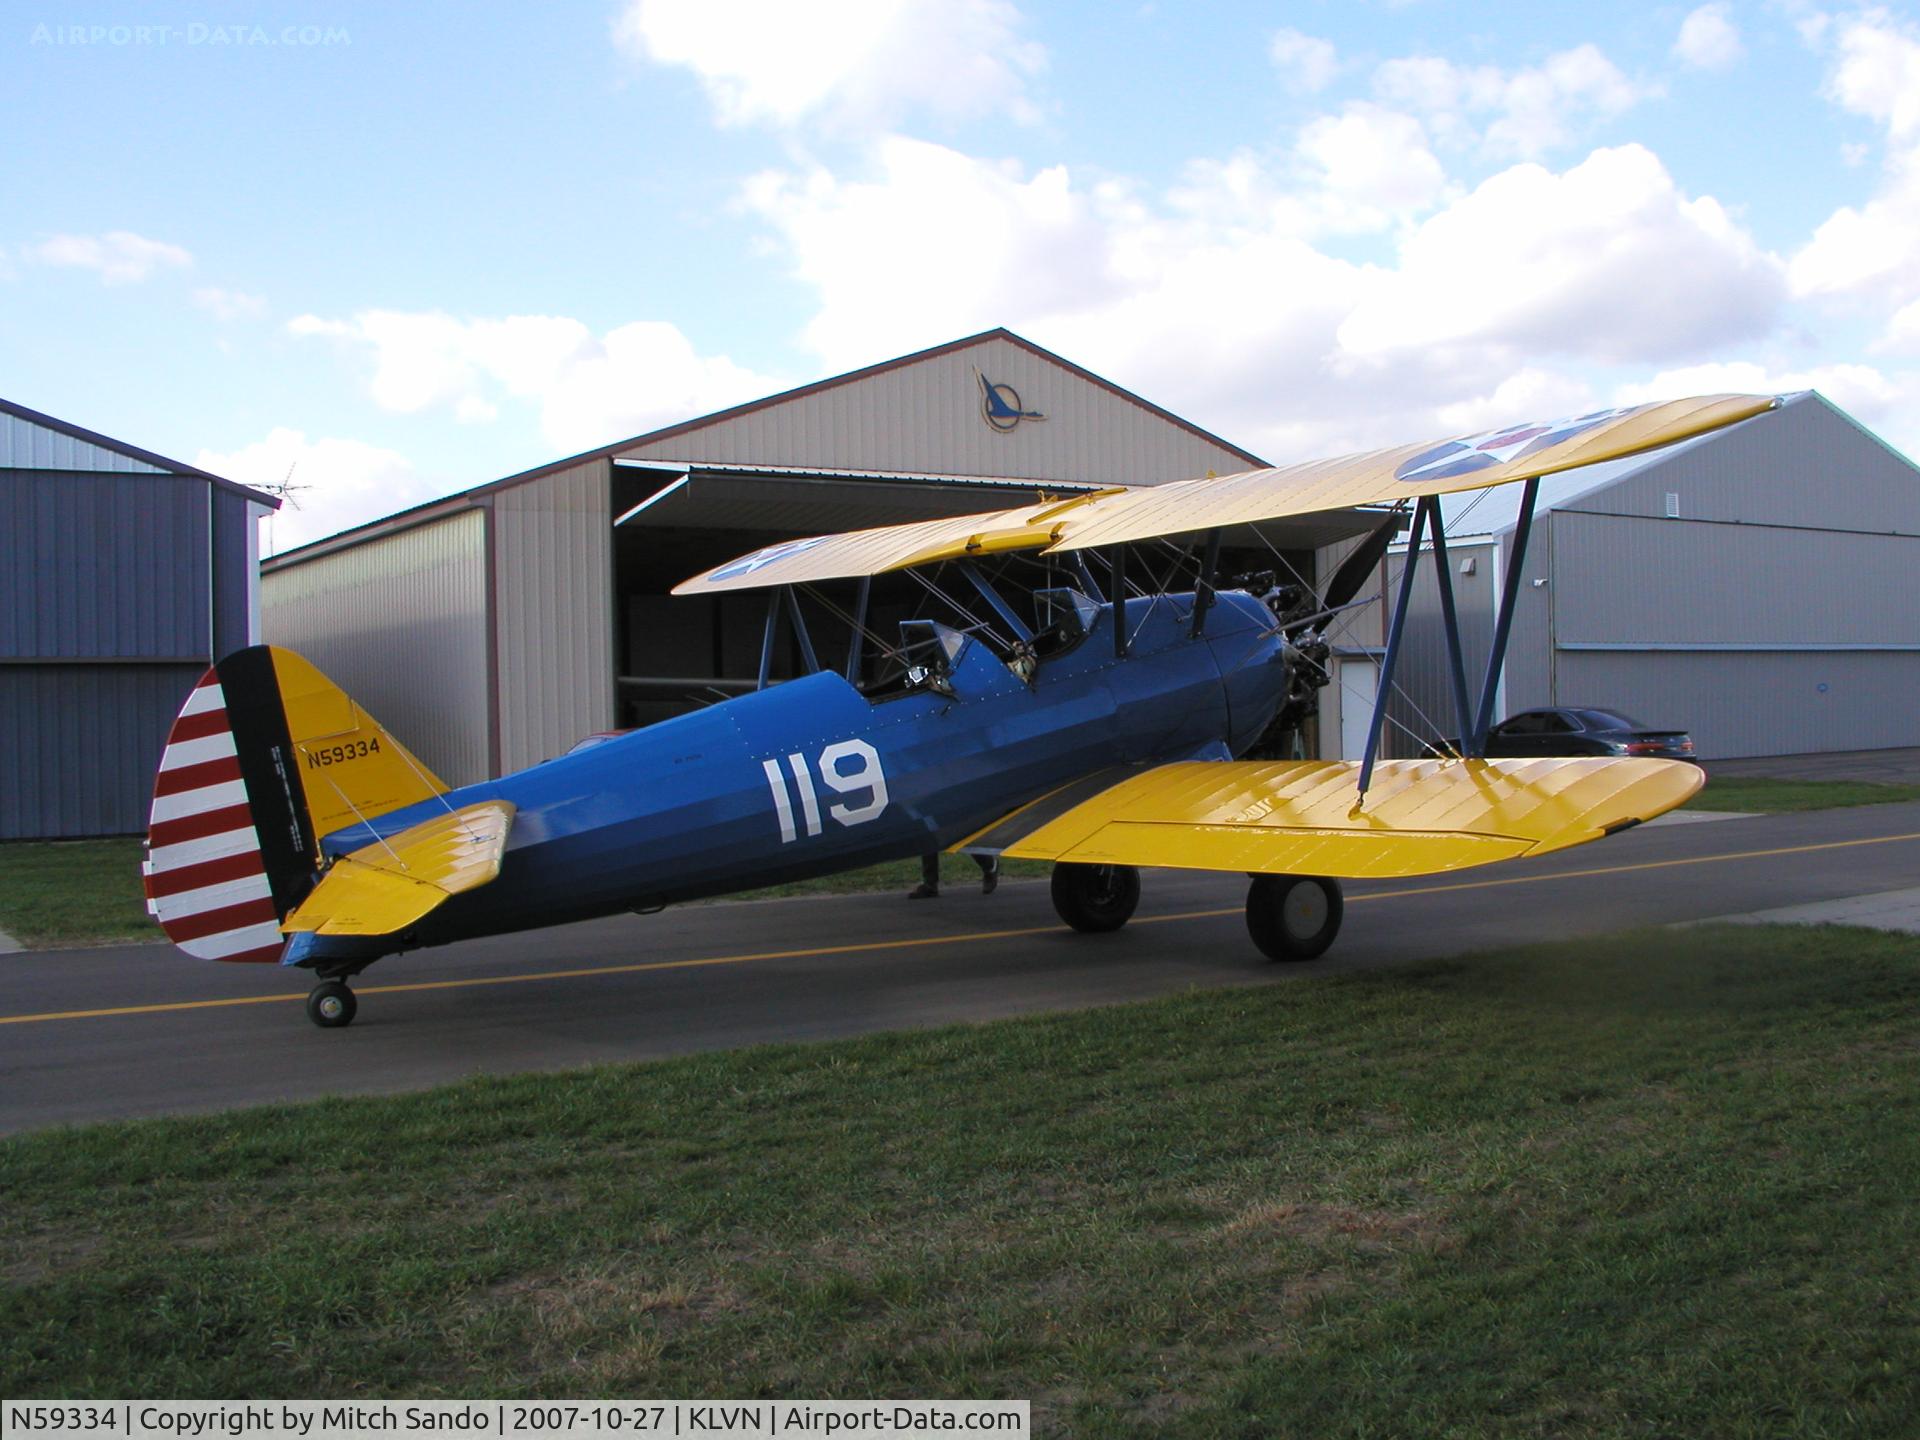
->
[1190,528,1224,637]
[756,585,821,690]
[1425,498,1474,748]
[844,575,872,683]
[1355,499,1429,802]
[959,563,1034,644]
[1469,476,1541,754]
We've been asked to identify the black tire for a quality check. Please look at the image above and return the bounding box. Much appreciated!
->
[306,981,357,1029]
[1246,875,1343,962]
[1050,863,1141,933]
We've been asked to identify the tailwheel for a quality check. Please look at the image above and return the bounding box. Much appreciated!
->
[1246,875,1343,962]
[1051,862,1141,933]
[306,980,357,1029]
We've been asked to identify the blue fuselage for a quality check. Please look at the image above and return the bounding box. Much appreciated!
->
[301,590,1286,962]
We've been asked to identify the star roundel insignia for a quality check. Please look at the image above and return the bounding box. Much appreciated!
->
[709,534,832,582]
[1394,404,1642,484]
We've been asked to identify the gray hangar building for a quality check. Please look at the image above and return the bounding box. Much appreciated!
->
[1336,392,1920,762]
[261,330,1379,788]
[2,399,278,839]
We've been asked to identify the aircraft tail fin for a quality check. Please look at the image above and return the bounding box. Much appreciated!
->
[143,645,449,963]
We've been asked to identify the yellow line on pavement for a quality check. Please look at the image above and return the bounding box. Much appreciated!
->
[6,829,1919,1026]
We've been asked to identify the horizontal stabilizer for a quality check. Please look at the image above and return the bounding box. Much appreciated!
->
[282,801,515,938]
[960,757,1703,880]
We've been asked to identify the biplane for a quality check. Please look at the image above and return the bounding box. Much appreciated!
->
[143,394,1774,1026]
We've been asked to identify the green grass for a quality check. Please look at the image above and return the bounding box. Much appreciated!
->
[4,924,1917,1435]
[1694,776,1920,814]
[0,840,158,947]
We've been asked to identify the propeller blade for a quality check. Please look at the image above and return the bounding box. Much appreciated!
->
[1320,508,1404,612]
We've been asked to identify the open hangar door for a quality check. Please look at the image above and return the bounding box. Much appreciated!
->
[609,464,1108,730]
[609,458,1367,745]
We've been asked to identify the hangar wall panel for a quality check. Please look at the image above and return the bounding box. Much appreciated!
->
[2,470,212,660]
[1551,513,1920,647]
[0,663,204,838]
[1554,650,1920,758]
[0,412,166,473]
[617,337,1255,486]
[211,486,258,657]
[1378,536,1502,755]
[494,460,613,772]
[262,509,492,786]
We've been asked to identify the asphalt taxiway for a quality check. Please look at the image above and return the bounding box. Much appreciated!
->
[4,800,1919,1132]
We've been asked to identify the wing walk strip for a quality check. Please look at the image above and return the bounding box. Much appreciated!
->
[141,673,286,966]
[12,829,1919,1027]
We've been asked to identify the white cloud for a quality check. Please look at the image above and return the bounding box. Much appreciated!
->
[1338,145,1784,364]
[196,428,439,556]
[742,138,1134,371]
[1433,369,1600,436]
[27,230,191,284]
[1611,359,1920,457]
[612,0,1045,132]
[1883,296,1920,352]
[1271,28,1338,93]
[1822,4,1920,141]
[1790,10,1920,344]
[1372,43,1648,159]
[289,309,785,453]
[1294,104,1448,230]
[192,286,267,321]
[744,135,1785,463]
[1674,4,1745,70]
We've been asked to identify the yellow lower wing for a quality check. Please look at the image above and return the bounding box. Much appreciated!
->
[282,801,515,937]
[960,758,1702,880]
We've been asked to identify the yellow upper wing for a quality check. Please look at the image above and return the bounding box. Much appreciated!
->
[958,757,1703,881]
[673,394,1776,595]
[281,800,515,937]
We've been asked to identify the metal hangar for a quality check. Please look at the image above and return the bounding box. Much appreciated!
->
[1340,392,1920,761]
[1,398,279,839]
[261,330,1380,786]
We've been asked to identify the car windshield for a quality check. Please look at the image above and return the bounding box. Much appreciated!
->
[1574,708,1647,731]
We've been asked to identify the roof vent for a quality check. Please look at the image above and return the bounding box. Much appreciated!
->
[1664,492,1680,519]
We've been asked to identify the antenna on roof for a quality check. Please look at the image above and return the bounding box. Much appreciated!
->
[259,462,313,554]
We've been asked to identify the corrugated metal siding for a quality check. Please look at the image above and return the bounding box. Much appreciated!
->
[2,470,211,660]
[210,486,256,657]
[0,664,204,838]
[262,509,492,785]
[1571,393,1920,533]
[494,460,614,772]
[0,412,167,473]
[1553,513,1920,646]
[1556,650,1920,757]
[617,338,1252,486]
[1502,519,1554,714]
[1380,537,1499,754]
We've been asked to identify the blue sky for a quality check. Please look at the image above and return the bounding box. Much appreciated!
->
[5,0,1918,551]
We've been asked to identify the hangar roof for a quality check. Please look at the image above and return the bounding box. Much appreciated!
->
[0,396,280,506]
[266,328,1276,569]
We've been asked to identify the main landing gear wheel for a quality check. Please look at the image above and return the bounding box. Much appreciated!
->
[1246,875,1344,962]
[1051,862,1141,933]
[306,980,357,1029]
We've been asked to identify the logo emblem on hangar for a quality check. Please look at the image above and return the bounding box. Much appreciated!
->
[977,371,1046,433]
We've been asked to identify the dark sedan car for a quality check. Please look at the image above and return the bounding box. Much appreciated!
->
[1431,708,1697,760]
